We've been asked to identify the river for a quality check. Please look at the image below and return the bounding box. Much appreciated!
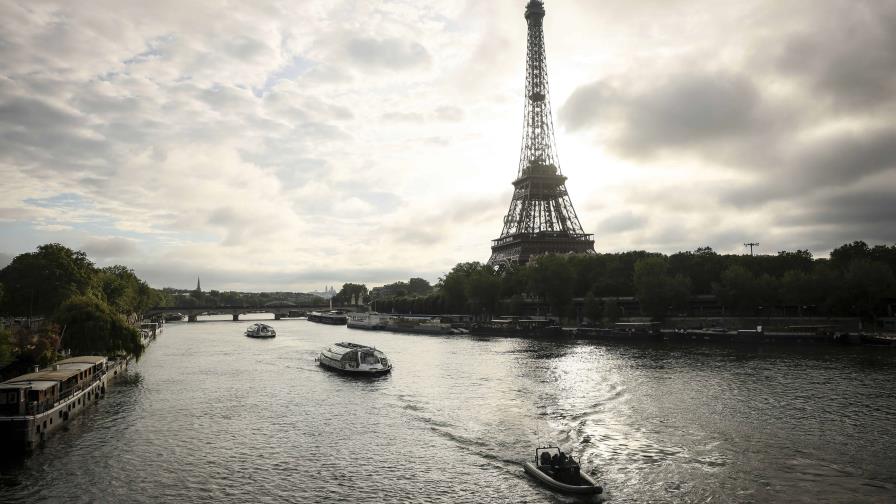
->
[2,315,895,503]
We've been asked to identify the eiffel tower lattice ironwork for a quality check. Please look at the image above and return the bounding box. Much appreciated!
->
[488,0,595,266]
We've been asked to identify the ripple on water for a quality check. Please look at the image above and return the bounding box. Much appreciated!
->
[1,321,895,504]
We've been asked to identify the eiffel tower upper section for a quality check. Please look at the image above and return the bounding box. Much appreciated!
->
[488,0,595,267]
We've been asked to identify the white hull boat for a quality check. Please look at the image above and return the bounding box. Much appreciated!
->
[318,342,391,375]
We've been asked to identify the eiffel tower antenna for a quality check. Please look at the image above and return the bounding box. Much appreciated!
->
[488,0,595,267]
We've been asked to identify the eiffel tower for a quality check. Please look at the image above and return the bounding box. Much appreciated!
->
[488,0,595,266]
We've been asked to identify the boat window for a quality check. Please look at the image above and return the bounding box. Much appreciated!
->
[360,353,379,365]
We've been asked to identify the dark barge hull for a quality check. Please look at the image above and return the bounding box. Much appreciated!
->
[308,315,347,325]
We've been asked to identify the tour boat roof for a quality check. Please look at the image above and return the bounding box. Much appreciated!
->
[0,379,59,391]
[55,362,94,372]
[3,368,82,384]
[56,356,107,365]
[324,341,385,357]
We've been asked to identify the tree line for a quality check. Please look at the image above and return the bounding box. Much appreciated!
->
[157,288,324,308]
[0,244,153,369]
[369,242,896,323]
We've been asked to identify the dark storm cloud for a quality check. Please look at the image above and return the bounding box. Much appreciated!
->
[773,1,896,109]
[560,0,896,224]
[723,125,896,207]
[776,189,896,229]
[560,72,769,158]
[793,126,896,188]
[344,36,431,70]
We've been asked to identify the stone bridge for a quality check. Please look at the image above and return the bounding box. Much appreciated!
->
[145,305,361,322]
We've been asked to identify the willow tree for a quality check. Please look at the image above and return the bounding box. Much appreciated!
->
[55,295,143,358]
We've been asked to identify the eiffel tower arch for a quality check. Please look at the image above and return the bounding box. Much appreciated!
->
[488,0,595,267]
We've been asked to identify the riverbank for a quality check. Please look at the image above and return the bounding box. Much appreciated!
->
[574,326,896,347]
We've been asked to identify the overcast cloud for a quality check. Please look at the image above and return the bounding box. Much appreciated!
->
[1,0,894,291]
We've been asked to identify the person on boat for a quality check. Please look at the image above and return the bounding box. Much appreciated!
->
[540,451,552,466]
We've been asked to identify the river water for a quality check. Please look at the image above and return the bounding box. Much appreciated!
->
[2,315,895,503]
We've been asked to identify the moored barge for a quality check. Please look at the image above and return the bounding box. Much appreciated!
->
[308,311,348,325]
[347,312,387,330]
[0,356,127,450]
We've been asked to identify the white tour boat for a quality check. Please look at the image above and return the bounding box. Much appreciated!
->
[317,342,392,375]
[245,323,276,338]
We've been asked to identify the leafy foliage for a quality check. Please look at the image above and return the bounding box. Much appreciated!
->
[334,283,368,305]
[0,243,97,316]
[54,295,144,358]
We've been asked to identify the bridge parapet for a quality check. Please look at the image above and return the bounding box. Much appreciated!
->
[145,305,361,321]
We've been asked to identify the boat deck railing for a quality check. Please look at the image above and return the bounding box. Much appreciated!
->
[19,366,112,416]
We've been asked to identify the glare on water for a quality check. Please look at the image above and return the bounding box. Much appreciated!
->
[2,314,895,503]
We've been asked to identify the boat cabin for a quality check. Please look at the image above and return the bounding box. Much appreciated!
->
[0,356,106,415]
[321,342,388,369]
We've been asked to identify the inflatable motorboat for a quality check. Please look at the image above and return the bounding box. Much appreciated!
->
[523,447,603,495]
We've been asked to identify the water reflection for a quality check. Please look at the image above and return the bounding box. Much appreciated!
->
[2,320,894,503]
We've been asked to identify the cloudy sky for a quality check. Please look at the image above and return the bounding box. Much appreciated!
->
[1,0,894,291]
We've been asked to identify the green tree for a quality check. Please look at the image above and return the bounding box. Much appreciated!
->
[843,260,895,320]
[334,283,368,305]
[54,295,144,358]
[0,326,13,367]
[713,265,760,314]
[98,265,158,315]
[465,265,501,319]
[583,292,601,323]
[634,256,692,318]
[0,244,97,316]
[438,262,482,313]
[528,255,574,320]
[407,278,433,296]
[830,241,871,271]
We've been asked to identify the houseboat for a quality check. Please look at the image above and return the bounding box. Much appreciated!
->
[384,316,452,335]
[307,311,348,325]
[0,356,127,451]
[245,323,276,338]
[471,317,562,337]
[347,312,388,330]
[317,342,392,375]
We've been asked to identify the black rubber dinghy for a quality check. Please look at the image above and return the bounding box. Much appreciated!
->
[523,447,603,495]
